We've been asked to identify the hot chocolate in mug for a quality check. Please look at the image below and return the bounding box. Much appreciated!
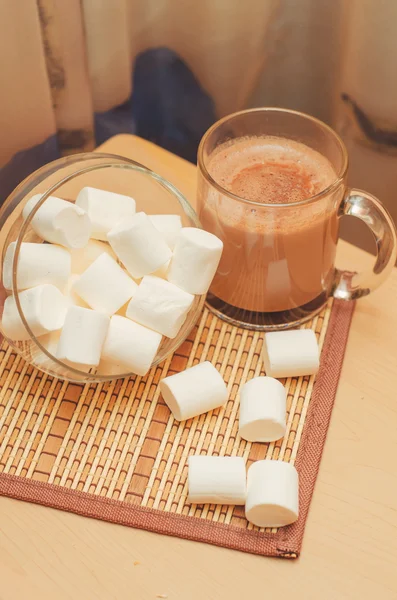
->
[197,108,397,330]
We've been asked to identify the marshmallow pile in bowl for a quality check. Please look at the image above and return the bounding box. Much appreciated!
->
[1,187,223,379]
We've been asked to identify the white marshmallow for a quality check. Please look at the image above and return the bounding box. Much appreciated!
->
[188,456,246,505]
[126,275,194,339]
[107,212,172,279]
[3,242,71,291]
[56,306,109,367]
[149,214,182,250]
[23,194,90,248]
[32,331,61,368]
[65,274,89,308]
[37,331,60,356]
[245,460,299,528]
[159,361,227,421]
[262,329,320,378]
[1,284,68,341]
[32,330,90,374]
[101,315,162,376]
[152,259,170,279]
[72,253,137,316]
[167,227,223,295]
[76,187,136,240]
[69,239,117,274]
[239,376,286,442]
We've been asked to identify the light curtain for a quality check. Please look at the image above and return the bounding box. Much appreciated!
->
[0,0,396,250]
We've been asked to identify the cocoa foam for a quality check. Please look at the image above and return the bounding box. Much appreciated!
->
[207,136,336,205]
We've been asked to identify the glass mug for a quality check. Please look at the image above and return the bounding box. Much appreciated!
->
[197,108,397,330]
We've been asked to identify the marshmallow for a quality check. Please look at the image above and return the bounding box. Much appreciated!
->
[101,315,162,376]
[35,328,91,374]
[23,194,90,248]
[167,228,223,295]
[65,274,89,308]
[31,331,61,368]
[33,330,92,374]
[152,259,170,280]
[37,331,60,356]
[56,306,109,367]
[1,284,68,341]
[262,329,320,378]
[149,214,182,250]
[188,456,246,505]
[3,242,71,291]
[107,212,172,279]
[245,460,299,528]
[76,187,136,240]
[69,239,117,274]
[72,253,137,316]
[126,275,194,339]
[159,361,227,421]
[239,376,286,442]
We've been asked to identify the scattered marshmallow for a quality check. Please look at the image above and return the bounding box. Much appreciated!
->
[107,212,172,279]
[3,242,71,291]
[69,239,117,274]
[245,460,299,528]
[1,284,68,341]
[126,275,194,339]
[76,186,136,240]
[239,376,286,442]
[101,315,162,376]
[168,228,223,295]
[65,274,89,308]
[56,306,109,367]
[73,253,137,316]
[188,456,246,505]
[23,194,90,248]
[262,329,320,378]
[149,214,182,250]
[159,361,227,421]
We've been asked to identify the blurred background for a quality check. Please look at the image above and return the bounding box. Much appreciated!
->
[1,0,396,253]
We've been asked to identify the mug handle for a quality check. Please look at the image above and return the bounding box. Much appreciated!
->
[333,188,397,300]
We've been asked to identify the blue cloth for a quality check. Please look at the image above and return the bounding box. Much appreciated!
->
[94,103,136,147]
[0,135,59,205]
[0,48,215,205]
[95,47,216,163]
[130,47,216,163]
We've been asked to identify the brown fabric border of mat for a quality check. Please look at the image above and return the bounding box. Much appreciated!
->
[0,300,355,558]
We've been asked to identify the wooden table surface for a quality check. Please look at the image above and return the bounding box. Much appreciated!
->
[0,135,396,600]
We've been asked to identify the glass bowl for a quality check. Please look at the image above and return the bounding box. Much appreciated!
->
[0,153,204,382]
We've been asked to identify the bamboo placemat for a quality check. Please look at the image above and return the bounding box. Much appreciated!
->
[0,298,354,558]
